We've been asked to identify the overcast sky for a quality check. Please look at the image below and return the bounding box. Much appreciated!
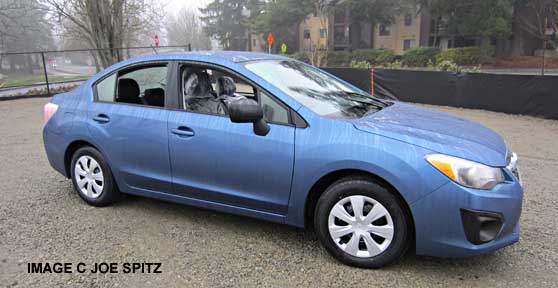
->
[164,0,209,16]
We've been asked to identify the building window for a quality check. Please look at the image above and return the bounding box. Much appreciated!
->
[334,8,345,24]
[404,14,413,26]
[303,29,311,39]
[379,24,390,36]
[403,39,416,51]
[252,39,256,47]
[334,26,347,44]
[319,29,327,38]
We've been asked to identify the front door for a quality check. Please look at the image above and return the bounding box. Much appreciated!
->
[167,64,295,215]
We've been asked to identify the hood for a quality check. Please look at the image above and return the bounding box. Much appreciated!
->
[351,102,508,167]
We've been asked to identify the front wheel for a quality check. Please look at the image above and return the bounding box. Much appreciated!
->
[70,146,118,207]
[314,176,410,268]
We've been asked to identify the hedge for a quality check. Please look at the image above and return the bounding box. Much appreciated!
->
[327,51,352,67]
[401,47,440,67]
[436,46,494,65]
[288,52,310,63]
[287,46,495,67]
[351,49,395,66]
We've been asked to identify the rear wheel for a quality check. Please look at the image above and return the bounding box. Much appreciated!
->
[314,176,409,268]
[70,146,118,206]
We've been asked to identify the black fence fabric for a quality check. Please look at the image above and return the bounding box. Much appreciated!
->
[322,68,372,93]
[323,68,558,120]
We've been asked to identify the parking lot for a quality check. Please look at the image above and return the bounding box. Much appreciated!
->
[1,97,557,287]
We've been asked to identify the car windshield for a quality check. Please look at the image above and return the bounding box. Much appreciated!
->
[243,60,388,119]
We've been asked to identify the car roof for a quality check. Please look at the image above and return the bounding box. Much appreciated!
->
[90,51,292,85]
[128,50,290,64]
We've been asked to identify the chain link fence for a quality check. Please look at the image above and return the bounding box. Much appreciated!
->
[0,44,191,99]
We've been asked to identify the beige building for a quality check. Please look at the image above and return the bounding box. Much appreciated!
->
[292,4,530,56]
[373,13,431,54]
[299,14,329,52]
[296,6,437,55]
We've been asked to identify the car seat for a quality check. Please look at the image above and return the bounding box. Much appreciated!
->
[117,78,142,104]
[143,88,165,107]
[183,70,224,114]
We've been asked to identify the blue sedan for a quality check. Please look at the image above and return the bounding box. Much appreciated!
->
[43,51,523,268]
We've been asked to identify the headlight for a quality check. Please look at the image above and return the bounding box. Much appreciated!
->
[425,154,505,190]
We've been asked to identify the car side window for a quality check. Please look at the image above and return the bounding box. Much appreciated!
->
[181,67,256,116]
[260,91,290,125]
[181,64,291,126]
[94,64,167,108]
[96,74,116,102]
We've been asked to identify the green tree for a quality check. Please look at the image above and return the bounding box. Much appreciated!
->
[200,0,263,50]
[345,0,409,25]
[253,0,313,53]
[344,0,411,49]
[450,0,513,40]
[417,0,514,44]
[414,0,455,46]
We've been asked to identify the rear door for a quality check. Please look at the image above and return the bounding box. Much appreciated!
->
[87,62,173,194]
[166,63,296,215]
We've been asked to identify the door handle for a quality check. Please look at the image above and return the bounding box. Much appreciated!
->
[93,114,110,123]
[171,126,195,137]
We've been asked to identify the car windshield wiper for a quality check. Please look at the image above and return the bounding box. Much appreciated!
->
[343,92,389,107]
[364,106,383,117]
[341,94,386,113]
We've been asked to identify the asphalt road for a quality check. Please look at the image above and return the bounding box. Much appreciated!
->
[1,98,557,287]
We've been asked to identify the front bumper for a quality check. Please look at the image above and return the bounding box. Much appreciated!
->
[410,171,523,258]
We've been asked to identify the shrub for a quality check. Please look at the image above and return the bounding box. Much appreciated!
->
[351,49,395,66]
[287,52,310,63]
[349,60,370,68]
[378,60,403,70]
[434,60,482,73]
[327,51,352,67]
[436,60,461,72]
[436,46,494,65]
[401,47,440,67]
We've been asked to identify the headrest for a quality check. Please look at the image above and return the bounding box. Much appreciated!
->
[117,78,141,104]
[216,76,237,97]
[184,71,212,96]
[143,88,165,107]
[184,73,199,96]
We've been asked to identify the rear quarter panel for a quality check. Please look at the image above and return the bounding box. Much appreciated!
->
[43,86,85,176]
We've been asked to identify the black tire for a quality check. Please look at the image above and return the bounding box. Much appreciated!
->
[314,176,409,268]
[70,146,118,207]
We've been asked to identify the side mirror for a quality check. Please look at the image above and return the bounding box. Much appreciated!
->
[227,99,270,136]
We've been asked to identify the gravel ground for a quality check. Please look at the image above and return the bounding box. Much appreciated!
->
[1,98,557,288]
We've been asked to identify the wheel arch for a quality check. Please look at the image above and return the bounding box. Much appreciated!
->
[303,169,415,245]
[64,140,101,178]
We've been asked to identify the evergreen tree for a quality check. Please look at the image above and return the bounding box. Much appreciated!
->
[200,0,260,50]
